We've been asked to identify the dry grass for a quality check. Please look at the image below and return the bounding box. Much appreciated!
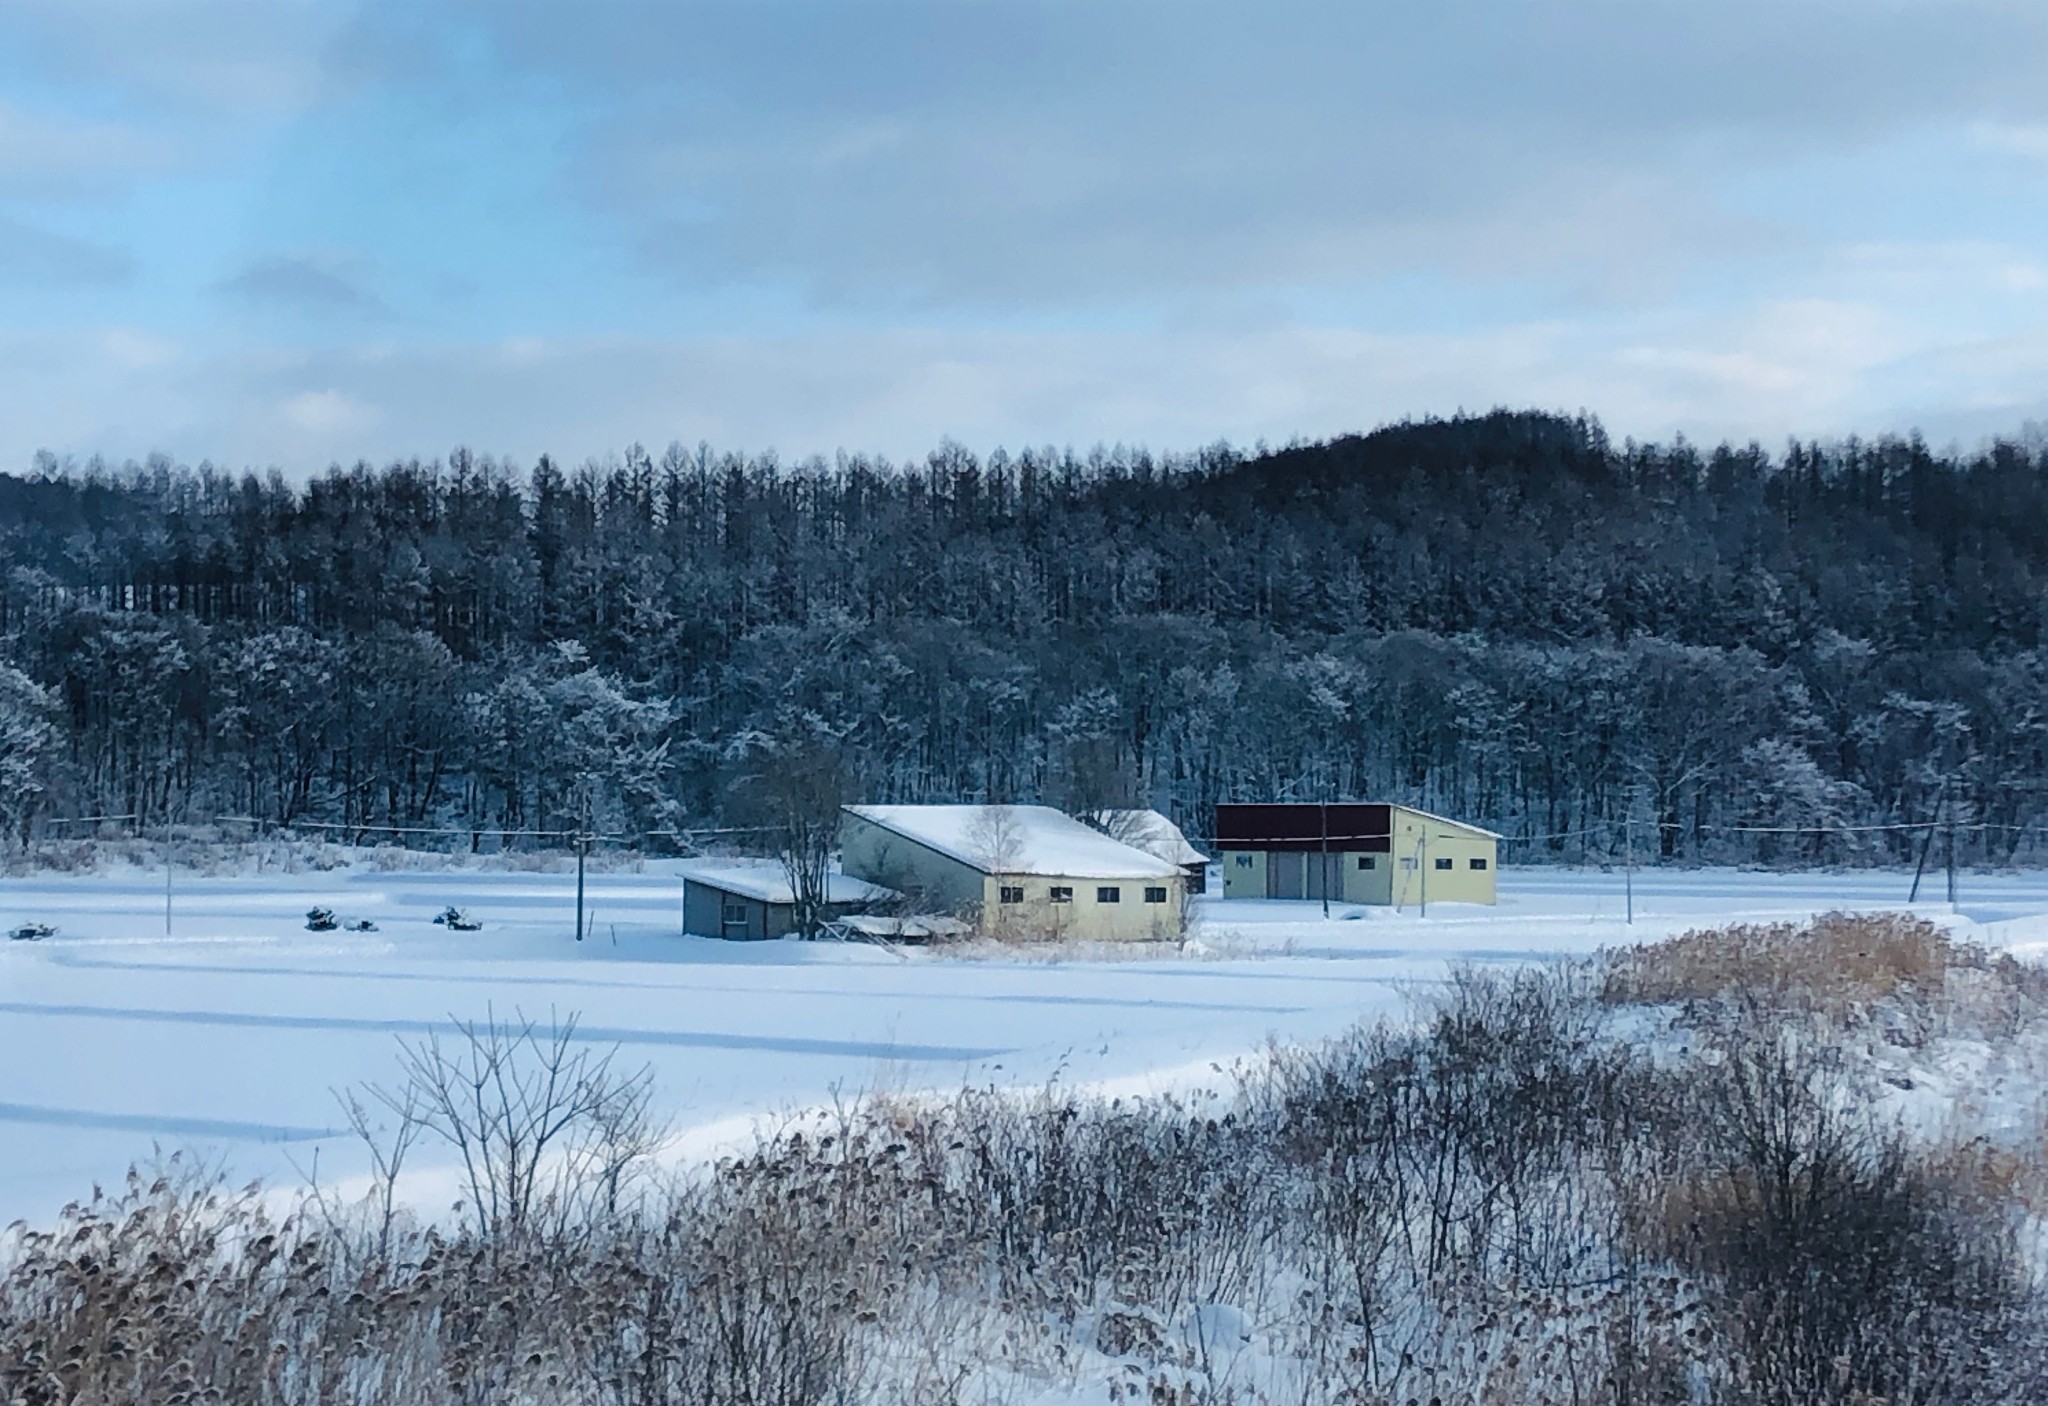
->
[1603,911,1968,1015]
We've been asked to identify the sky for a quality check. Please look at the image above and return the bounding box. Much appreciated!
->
[4,0,2048,473]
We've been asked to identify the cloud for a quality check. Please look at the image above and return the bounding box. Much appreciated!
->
[0,214,132,285]
[460,1,2048,312]
[9,282,2048,476]
[3,1,2048,465]
[0,99,174,198]
[280,388,381,437]
[0,1,358,119]
[221,255,389,317]
[1972,121,2048,167]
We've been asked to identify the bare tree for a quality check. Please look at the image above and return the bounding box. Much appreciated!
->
[964,803,1027,937]
[363,1006,659,1243]
[728,711,853,940]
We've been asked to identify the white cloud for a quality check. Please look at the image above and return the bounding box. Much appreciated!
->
[0,99,174,197]
[100,328,179,370]
[1971,121,2048,166]
[279,389,381,438]
[10,292,2047,475]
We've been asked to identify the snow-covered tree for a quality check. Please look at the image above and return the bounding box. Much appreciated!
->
[0,663,55,845]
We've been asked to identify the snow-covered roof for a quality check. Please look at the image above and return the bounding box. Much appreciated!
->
[1390,804,1503,841]
[678,859,897,906]
[1093,809,1209,866]
[845,804,1185,879]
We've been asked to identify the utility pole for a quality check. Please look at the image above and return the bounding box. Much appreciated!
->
[1319,801,1330,920]
[1945,809,1958,907]
[1624,811,1635,927]
[1419,825,1429,919]
[1910,786,1945,904]
[575,797,589,943]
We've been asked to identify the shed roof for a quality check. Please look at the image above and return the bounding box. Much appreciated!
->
[678,859,897,905]
[1092,809,1210,866]
[844,804,1184,879]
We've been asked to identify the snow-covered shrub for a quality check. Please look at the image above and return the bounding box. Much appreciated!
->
[10,938,2048,1405]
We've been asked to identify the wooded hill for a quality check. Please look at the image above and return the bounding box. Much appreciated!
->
[0,410,2040,863]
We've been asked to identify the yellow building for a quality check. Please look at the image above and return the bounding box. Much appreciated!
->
[1214,802,1498,906]
[840,804,1188,941]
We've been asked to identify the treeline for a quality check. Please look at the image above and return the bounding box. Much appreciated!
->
[0,410,2042,862]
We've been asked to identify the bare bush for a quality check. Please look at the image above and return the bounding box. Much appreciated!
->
[1605,910,1959,1014]
[7,943,2048,1405]
[360,1006,664,1244]
[1641,1017,2045,1404]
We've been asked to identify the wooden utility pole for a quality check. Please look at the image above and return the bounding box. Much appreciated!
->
[1622,810,1638,929]
[574,793,590,943]
[1319,801,1330,920]
[1419,825,1429,918]
[1909,786,1945,904]
[1946,810,1958,907]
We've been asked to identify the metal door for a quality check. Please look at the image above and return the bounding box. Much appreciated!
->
[1269,852,1305,899]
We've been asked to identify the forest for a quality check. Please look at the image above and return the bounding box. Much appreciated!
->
[0,409,2041,866]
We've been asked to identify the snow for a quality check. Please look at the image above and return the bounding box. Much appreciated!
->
[676,858,895,905]
[1097,809,1209,866]
[847,803,1184,877]
[3,859,2047,1227]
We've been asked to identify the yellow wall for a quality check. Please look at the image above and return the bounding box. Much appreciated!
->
[1342,851,1395,904]
[1385,807,1497,906]
[980,873,1184,942]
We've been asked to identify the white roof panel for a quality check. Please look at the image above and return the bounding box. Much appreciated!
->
[845,804,1184,879]
[1094,809,1209,866]
[679,859,896,906]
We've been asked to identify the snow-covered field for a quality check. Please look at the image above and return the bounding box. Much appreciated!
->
[4,860,2047,1226]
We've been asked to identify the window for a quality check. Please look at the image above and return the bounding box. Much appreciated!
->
[1469,857,1489,871]
[1400,857,1417,870]
[1049,886,1073,903]
[1097,886,1121,904]
[1356,855,1376,870]
[999,885,1024,904]
[1434,856,1453,871]
[721,902,748,924]
[1144,886,1168,904]
[1234,854,1253,868]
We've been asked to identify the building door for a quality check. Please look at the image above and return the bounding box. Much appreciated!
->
[1268,852,1305,899]
[1304,851,1338,902]
[721,900,754,940]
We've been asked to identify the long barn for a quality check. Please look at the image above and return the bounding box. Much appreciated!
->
[1214,803,1498,906]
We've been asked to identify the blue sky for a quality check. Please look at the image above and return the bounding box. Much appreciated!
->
[4,0,2048,471]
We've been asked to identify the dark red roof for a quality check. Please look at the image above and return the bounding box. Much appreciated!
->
[1213,803,1392,853]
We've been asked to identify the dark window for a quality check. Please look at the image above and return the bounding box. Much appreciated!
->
[1356,855,1375,870]
[721,902,748,924]
[1049,886,1073,903]
[1234,854,1253,868]
[1144,886,1168,904]
[1097,886,1121,903]
[1469,857,1489,871]
[1434,856,1453,871]
[999,885,1024,903]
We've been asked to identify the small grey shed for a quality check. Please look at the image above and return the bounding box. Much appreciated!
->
[678,860,897,940]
